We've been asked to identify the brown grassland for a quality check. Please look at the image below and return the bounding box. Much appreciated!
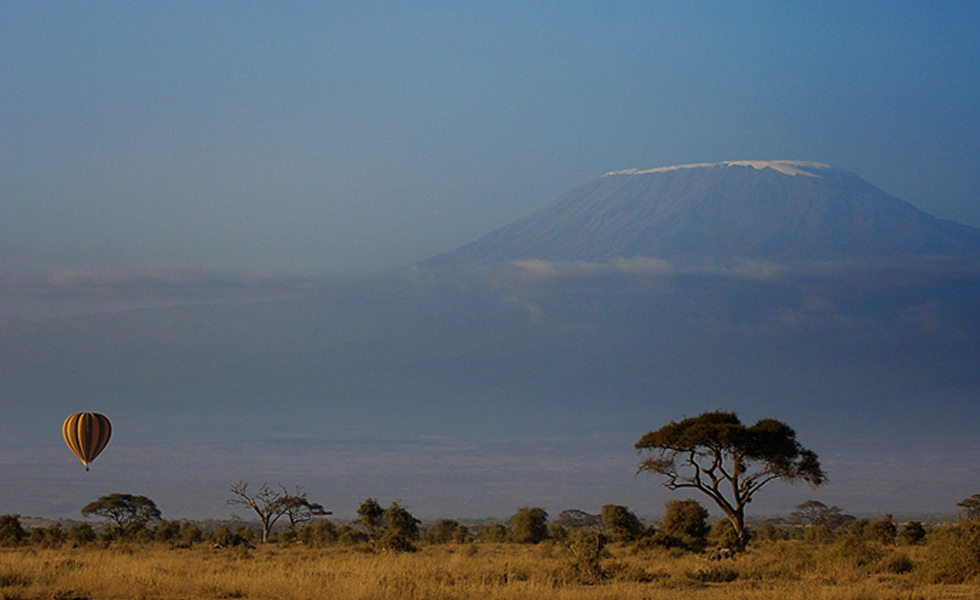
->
[2,532,979,600]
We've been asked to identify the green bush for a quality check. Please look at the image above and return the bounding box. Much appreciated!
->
[179,521,204,546]
[692,565,738,583]
[378,502,420,552]
[878,551,914,574]
[803,524,835,544]
[300,520,338,547]
[708,519,740,548]
[562,531,607,584]
[755,522,788,542]
[479,524,508,543]
[424,519,460,545]
[601,504,644,542]
[865,514,897,545]
[452,524,471,544]
[660,500,709,551]
[67,522,96,547]
[509,507,548,544]
[830,535,885,568]
[31,524,67,548]
[153,519,181,543]
[210,525,255,549]
[900,521,926,545]
[0,515,27,546]
[546,522,568,542]
[336,524,368,546]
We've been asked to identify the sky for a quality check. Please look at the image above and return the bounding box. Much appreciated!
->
[2,2,980,523]
[3,1,980,276]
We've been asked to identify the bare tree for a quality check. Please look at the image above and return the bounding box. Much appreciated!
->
[227,481,328,543]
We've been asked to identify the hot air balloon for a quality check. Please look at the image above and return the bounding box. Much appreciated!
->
[63,412,112,471]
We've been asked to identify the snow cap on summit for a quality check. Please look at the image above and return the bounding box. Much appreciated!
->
[604,160,832,178]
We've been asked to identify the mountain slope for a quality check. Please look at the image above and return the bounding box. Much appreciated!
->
[425,161,980,265]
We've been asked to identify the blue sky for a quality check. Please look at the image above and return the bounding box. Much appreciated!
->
[3,1,979,275]
[2,2,980,522]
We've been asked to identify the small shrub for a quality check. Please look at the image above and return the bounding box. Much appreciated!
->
[605,561,662,583]
[803,524,836,544]
[692,565,739,583]
[848,518,869,538]
[32,524,67,548]
[478,523,508,543]
[300,519,338,547]
[0,515,27,546]
[509,507,548,544]
[601,504,645,542]
[424,519,460,545]
[564,531,607,584]
[210,525,255,549]
[900,521,926,545]
[49,588,91,600]
[921,520,980,583]
[179,521,204,546]
[878,551,915,574]
[546,522,568,542]
[661,500,709,551]
[0,567,32,588]
[336,524,368,546]
[452,524,471,544]
[708,519,740,549]
[641,531,689,551]
[831,535,885,568]
[756,522,788,542]
[153,520,181,543]
[865,514,897,545]
[67,523,96,547]
[377,502,420,552]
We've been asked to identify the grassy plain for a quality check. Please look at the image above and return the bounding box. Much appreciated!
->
[1,537,978,600]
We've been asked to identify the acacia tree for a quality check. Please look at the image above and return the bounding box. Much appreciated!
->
[81,493,162,536]
[635,410,826,549]
[228,482,328,543]
[280,489,331,533]
[957,494,980,521]
[791,500,854,530]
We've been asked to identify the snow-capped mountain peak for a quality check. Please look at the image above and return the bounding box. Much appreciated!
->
[603,160,832,178]
[425,161,980,266]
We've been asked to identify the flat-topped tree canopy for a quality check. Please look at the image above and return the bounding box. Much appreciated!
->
[636,410,826,549]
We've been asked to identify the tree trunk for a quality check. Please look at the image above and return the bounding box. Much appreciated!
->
[731,510,748,551]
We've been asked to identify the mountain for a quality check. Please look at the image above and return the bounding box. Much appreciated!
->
[425,161,980,266]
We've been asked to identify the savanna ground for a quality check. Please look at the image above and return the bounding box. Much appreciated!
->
[2,531,979,600]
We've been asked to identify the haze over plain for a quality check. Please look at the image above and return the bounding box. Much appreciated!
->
[1,2,979,521]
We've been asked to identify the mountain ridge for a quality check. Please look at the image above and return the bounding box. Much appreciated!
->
[424,161,980,267]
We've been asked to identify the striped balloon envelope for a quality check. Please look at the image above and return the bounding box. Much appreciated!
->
[62,412,112,471]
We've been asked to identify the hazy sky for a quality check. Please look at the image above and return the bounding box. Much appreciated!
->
[3,2,980,523]
[3,1,979,275]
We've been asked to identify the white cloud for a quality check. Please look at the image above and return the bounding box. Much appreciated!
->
[0,269,325,318]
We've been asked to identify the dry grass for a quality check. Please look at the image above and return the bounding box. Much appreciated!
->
[0,540,977,600]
